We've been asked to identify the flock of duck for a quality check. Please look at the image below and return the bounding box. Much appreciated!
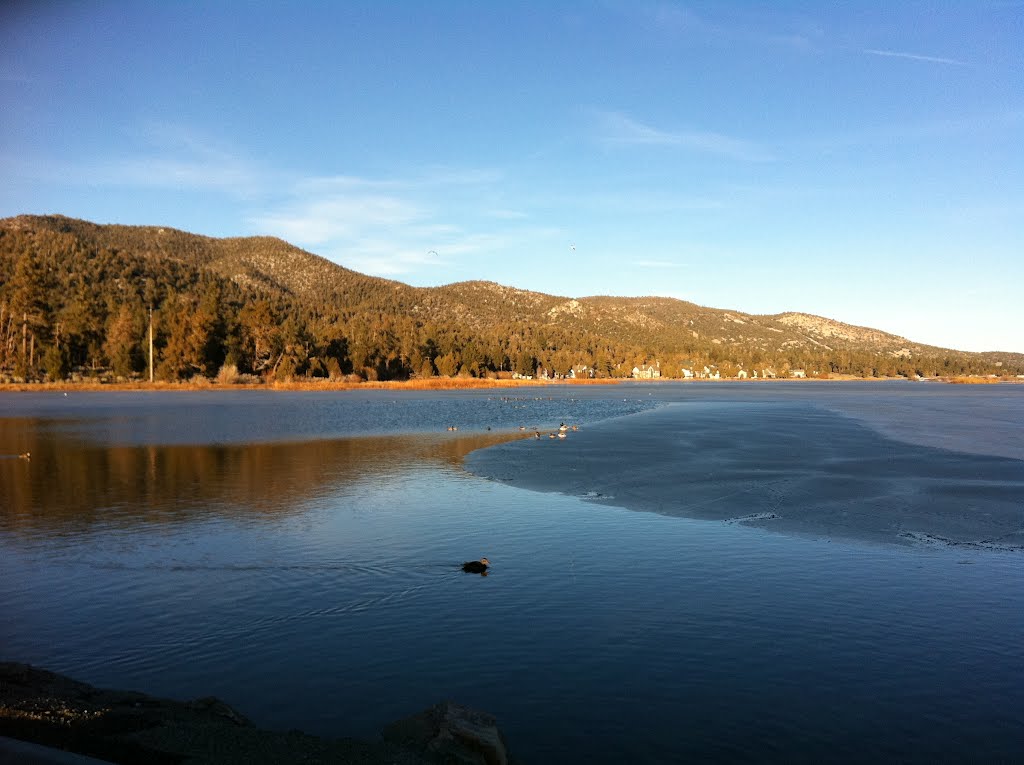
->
[529,422,580,439]
[446,421,580,439]
[524,421,579,439]
[518,421,580,439]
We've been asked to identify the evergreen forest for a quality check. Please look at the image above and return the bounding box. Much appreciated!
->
[1,215,1020,384]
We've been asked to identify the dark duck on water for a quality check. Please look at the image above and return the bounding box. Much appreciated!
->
[462,557,489,574]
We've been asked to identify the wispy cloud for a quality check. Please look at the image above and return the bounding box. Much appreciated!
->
[486,208,529,220]
[576,190,725,214]
[249,166,523,277]
[641,2,710,34]
[293,166,502,196]
[3,122,265,197]
[0,70,31,83]
[337,238,449,276]
[409,166,503,186]
[634,259,684,268]
[254,195,425,247]
[98,156,260,193]
[635,2,818,52]
[13,116,513,278]
[863,48,968,66]
[331,231,517,276]
[292,175,405,195]
[594,110,775,161]
[796,108,1023,155]
[60,122,266,195]
[7,114,560,279]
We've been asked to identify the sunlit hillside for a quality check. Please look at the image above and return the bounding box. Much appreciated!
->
[1,215,1020,383]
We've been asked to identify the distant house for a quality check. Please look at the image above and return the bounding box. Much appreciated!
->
[761,369,777,379]
[570,364,593,379]
[736,369,748,379]
[680,368,694,379]
[632,363,661,379]
[790,368,806,378]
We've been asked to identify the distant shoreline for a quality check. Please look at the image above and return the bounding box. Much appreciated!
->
[0,375,1017,393]
[0,377,618,393]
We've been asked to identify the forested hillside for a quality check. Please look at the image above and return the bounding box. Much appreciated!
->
[1,215,1020,383]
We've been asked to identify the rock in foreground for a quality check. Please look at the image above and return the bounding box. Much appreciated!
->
[0,663,515,765]
[383,701,513,765]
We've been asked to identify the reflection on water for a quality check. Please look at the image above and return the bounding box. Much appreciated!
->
[0,416,524,538]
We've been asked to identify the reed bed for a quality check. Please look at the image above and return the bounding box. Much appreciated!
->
[0,376,626,393]
[941,376,1005,384]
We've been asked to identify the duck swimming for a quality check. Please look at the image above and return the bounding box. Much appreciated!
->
[462,557,489,574]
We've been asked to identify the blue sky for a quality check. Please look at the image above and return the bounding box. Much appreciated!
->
[2,1,1021,352]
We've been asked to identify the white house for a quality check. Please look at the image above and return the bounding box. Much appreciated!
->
[632,363,661,379]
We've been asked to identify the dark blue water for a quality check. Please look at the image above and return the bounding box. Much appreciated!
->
[2,384,1023,763]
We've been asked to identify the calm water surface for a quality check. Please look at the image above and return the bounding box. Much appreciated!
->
[1,384,1023,763]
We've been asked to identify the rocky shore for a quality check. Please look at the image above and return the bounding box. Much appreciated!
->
[0,663,514,765]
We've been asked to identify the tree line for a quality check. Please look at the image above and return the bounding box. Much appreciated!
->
[0,226,1019,383]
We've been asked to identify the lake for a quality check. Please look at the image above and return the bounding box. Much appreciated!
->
[2,383,1023,763]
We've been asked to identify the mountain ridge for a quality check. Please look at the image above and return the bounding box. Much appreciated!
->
[1,214,1020,382]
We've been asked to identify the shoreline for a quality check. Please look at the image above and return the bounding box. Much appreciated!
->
[0,663,515,765]
[0,377,618,393]
[0,375,1019,394]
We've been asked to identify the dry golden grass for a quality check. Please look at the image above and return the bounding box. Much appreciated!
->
[269,376,624,391]
[14,373,990,393]
[942,376,1004,384]
[0,376,626,393]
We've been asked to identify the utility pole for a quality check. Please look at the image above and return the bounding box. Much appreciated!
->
[148,306,154,383]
